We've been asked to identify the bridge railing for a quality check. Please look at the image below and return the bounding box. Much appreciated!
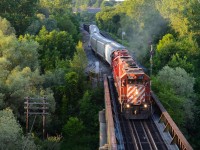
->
[151,91,193,150]
[104,75,117,150]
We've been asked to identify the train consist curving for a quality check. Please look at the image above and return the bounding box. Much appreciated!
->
[84,24,152,119]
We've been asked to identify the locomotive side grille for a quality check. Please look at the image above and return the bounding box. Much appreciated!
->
[127,85,145,105]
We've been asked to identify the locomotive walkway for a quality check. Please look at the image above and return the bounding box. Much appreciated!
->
[99,75,193,150]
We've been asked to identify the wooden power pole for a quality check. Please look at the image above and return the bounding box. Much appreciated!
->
[24,97,49,139]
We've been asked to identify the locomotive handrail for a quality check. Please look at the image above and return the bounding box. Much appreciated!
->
[151,91,193,150]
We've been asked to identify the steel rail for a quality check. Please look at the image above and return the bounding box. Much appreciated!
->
[120,116,134,150]
[142,121,158,150]
[127,120,140,150]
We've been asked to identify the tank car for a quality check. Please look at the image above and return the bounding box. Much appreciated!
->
[89,24,152,119]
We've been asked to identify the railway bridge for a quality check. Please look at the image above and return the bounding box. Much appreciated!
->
[99,75,193,150]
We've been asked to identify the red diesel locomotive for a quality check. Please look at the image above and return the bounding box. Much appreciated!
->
[111,50,151,119]
[86,24,152,119]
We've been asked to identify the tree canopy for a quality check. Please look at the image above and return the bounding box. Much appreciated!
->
[0,108,37,150]
[0,0,38,35]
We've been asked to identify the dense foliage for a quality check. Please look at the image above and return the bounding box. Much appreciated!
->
[0,0,38,36]
[1,0,200,149]
[95,0,200,148]
[0,108,37,149]
[0,0,104,149]
[73,0,103,10]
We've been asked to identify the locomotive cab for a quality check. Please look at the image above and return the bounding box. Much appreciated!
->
[123,73,151,119]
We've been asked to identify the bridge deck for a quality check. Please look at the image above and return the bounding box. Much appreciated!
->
[104,75,117,150]
[101,75,193,150]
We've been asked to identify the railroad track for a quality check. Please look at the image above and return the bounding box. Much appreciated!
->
[126,119,168,150]
[120,115,135,150]
[132,120,154,150]
[107,76,167,150]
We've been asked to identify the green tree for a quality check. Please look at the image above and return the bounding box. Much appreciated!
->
[0,108,23,149]
[0,17,15,35]
[78,87,104,149]
[41,135,61,150]
[54,13,79,42]
[65,72,79,99]
[96,7,120,33]
[156,0,190,36]
[152,78,184,125]
[79,88,104,129]
[62,117,84,138]
[79,91,98,130]
[39,0,72,15]
[168,54,194,73]
[59,71,81,123]
[156,0,200,39]
[0,108,37,150]
[35,26,75,71]
[61,117,86,150]
[70,41,88,74]
[26,14,58,35]
[0,18,55,122]
[152,66,195,128]
[157,66,195,97]
[96,0,167,59]
[188,0,200,45]
[154,33,198,73]
[0,0,38,35]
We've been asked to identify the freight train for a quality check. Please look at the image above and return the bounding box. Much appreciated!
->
[84,24,152,119]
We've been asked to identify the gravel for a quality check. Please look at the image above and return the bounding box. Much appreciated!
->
[81,28,112,78]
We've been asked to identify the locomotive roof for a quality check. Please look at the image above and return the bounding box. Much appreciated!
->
[125,68,144,74]
[120,56,145,74]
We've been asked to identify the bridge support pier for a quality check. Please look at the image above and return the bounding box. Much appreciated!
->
[99,109,108,150]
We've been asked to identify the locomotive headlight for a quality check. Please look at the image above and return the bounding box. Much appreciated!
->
[126,104,130,108]
[144,104,148,108]
[136,89,138,95]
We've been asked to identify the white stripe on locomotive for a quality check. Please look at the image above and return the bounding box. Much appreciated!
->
[127,85,145,104]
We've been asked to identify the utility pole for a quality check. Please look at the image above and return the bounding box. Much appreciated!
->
[122,31,125,45]
[25,97,29,134]
[150,44,153,77]
[149,43,154,115]
[24,97,49,139]
[42,97,46,140]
